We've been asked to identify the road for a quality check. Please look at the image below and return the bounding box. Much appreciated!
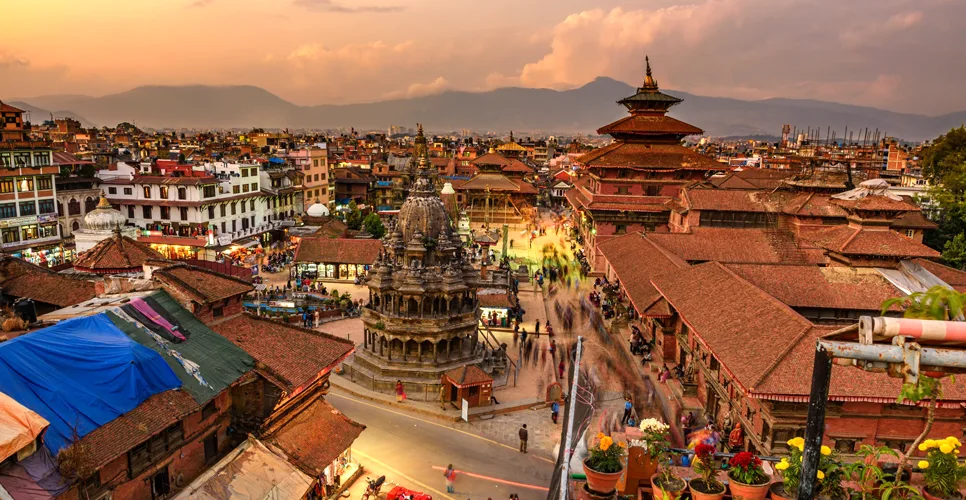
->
[328,393,556,500]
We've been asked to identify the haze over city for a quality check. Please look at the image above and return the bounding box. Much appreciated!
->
[4,0,966,114]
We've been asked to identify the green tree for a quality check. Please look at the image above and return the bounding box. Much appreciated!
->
[79,164,96,178]
[345,201,363,230]
[942,233,966,270]
[922,127,966,251]
[363,212,386,238]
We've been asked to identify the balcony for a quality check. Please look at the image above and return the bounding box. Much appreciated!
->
[1,234,61,250]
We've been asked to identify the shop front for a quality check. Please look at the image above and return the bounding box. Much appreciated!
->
[478,291,517,329]
[14,243,74,267]
[293,237,382,282]
[138,233,209,260]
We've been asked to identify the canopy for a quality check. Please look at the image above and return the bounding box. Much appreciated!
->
[0,314,182,453]
[0,392,48,463]
[172,437,313,500]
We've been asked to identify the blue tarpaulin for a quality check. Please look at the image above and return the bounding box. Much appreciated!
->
[0,314,182,454]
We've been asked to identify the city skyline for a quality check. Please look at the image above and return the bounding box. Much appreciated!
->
[3,0,965,114]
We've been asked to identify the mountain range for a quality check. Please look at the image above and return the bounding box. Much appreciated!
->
[9,77,966,141]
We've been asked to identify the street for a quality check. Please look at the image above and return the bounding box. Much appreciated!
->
[328,393,555,500]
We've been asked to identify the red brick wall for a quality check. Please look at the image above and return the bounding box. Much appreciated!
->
[59,392,234,500]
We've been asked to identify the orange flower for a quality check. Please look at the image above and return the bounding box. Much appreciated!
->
[600,436,614,451]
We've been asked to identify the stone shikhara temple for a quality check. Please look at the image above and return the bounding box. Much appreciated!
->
[347,126,508,400]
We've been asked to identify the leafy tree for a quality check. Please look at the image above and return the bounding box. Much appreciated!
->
[345,201,363,230]
[942,233,966,270]
[79,164,96,178]
[921,127,966,251]
[363,212,386,238]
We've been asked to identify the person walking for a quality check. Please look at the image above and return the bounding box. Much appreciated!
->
[621,396,633,426]
[535,320,541,335]
[443,464,456,493]
[557,358,565,379]
[395,380,406,403]
[519,424,528,453]
[551,400,560,424]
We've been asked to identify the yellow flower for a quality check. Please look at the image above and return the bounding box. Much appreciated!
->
[820,445,832,456]
[918,460,930,469]
[946,436,962,447]
[597,432,606,440]
[788,437,805,451]
[918,442,930,451]
[618,441,626,448]
[775,459,790,471]
[923,439,936,449]
[600,436,613,451]
[817,470,825,480]
[940,443,954,454]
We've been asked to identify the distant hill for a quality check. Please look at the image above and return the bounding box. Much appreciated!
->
[7,101,93,128]
[14,78,966,141]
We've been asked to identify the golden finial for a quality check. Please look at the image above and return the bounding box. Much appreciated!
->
[643,55,658,91]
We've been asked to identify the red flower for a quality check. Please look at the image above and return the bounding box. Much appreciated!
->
[695,444,716,461]
[729,451,760,469]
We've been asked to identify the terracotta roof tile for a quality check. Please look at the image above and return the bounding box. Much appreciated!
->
[646,228,826,264]
[75,390,198,471]
[443,365,492,387]
[832,195,921,212]
[154,264,254,304]
[597,232,688,313]
[0,102,24,113]
[0,256,97,307]
[780,193,849,218]
[684,189,774,212]
[263,398,364,475]
[597,114,703,137]
[576,142,723,170]
[210,314,354,391]
[798,226,940,258]
[565,182,671,213]
[891,210,938,230]
[710,169,794,190]
[72,233,165,273]
[294,237,382,265]
[458,173,529,192]
[725,264,902,311]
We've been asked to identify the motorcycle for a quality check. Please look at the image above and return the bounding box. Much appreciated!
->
[361,476,386,500]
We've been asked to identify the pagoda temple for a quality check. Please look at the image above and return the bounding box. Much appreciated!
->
[347,126,486,399]
[566,57,721,269]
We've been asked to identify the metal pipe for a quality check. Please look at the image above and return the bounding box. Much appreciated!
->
[558,336,583,500]
[800,343,832,500]
[822,340,966,370]
[859,316,966,343]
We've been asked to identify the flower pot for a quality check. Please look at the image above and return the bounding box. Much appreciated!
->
[769,482,794,500]
[728,477,770,500]
[651,473,687,500]
[689,478,726,500]
[582,459,623,495]
[921,488,964,500]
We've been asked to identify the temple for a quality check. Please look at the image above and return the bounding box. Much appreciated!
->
[346,126,496,399]
[567,57,720,268]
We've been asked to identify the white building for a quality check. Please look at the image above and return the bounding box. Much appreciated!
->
[96,161,293,259]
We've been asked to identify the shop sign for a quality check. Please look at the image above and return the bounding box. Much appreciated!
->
[0,216,38,228]
[461,399,469,422]
[268,301,296,308]
[38,214,58,223]
[217,235,233,246]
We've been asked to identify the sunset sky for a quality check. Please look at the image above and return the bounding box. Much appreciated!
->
[2,0,964,114]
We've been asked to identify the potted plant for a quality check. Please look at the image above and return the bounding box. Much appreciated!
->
[689,443,726,500]
[583,432,627,494]
[772,438,847,500]
[917,436,966,500]
[651,448,687,500]
[843,444,900,499]
[728,451,771,500]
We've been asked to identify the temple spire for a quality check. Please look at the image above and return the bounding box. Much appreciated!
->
[642,55,658,92]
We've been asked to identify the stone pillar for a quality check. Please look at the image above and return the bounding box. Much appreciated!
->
[379,336,384,356]
[434,342,439,363]
[446,339,452,360]
[387,337,392,361]
[417,342,423,361]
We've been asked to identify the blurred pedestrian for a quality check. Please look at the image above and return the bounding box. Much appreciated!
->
[395,380,406,403]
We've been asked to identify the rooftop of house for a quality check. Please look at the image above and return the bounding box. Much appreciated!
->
[209,314,355,392]
[152,263,254,305]
[72,232,165,274]
[0,256,98,308]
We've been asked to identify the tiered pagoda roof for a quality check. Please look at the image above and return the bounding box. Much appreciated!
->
[72,229,165,274]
